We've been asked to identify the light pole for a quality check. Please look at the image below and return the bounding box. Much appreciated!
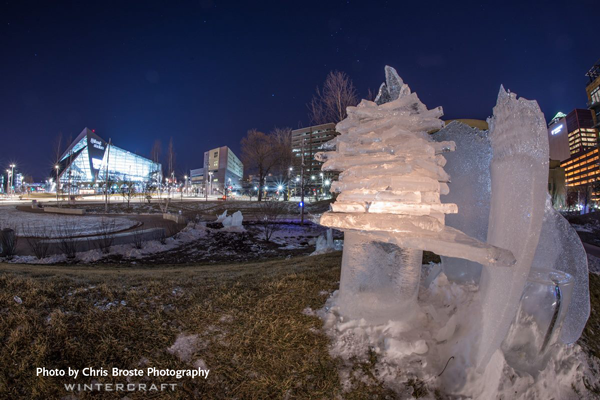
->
[320,172,324,197]
[9,164,15,196]
[287,166,292,201]
[55,165,60,204]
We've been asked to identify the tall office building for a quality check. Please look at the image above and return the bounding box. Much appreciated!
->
[565,109,597,154]
[558,61,600,207]
[291,123,338,177]
[547,112,570,161]
[586,59,600,129]
[548,109,597,160]
[194,146,243,195]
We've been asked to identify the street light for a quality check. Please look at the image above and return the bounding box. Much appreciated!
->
[9,164,16,196]
[55,165,60,204]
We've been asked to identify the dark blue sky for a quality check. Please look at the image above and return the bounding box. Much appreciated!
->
[1,0,597,180]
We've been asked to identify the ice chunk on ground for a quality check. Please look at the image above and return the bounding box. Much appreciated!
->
[219,210,245,232]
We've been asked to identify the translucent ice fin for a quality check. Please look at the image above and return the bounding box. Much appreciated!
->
[532,195,589,344]
[476,87,549,370]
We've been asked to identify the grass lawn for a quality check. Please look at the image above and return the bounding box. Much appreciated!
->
[1,252,598,399]
[0,252,399,399]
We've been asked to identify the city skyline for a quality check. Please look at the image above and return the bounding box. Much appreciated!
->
[0,0,598,180]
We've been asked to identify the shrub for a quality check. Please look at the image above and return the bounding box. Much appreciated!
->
[131,229,144,250]
[258,200,287,242]
[55,223,79,260]
[0,228,19,259]
[24,224,50,260]
[97,218,116,254]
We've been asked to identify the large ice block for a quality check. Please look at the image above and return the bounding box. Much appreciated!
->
[476,87,549,370]
[433,121,492,283]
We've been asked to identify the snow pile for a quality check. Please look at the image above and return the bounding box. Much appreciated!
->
[318,270,596,398]
[216,210,245,232]
[7,222,208,264]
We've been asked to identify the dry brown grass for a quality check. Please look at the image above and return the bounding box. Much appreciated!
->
[0,253,402,399]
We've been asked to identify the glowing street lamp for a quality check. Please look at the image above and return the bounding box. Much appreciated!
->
[55,165,60,203]
[9,164,16,195]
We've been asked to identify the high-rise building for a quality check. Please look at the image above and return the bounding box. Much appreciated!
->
[586,59,600,129]
[189,167,205,192]
[565,109,597,154]
[291,123,338,176]
[562,148,599,204]
[547,111,570,161]
[548,109,597,160]
[195,146,243,195]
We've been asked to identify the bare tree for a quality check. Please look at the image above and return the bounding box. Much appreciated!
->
[167,138,175,179]
[366,87,376,102]
[120,181,136,210]
[151,139,162,164]
[53,132,63,166]
[241,130,279,202]
[308,70,358,125]
[167,138,176,198]
[271,127,293,200]
[271,127,293,176]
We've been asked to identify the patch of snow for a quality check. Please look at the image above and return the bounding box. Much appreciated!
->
[167,334,202,363]
[318,271,598,397]
[302,307,316,316]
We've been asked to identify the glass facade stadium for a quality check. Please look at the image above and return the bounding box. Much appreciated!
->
[55,128,162,191]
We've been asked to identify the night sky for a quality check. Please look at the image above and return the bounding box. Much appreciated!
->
[1,0,598,180]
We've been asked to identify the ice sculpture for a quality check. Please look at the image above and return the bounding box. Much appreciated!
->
[533,196,589,344]
[434,122,492,283]
[216,210,245,231]
[317,66,515,322]
[476,87,549,370]
[316,66,591,394]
